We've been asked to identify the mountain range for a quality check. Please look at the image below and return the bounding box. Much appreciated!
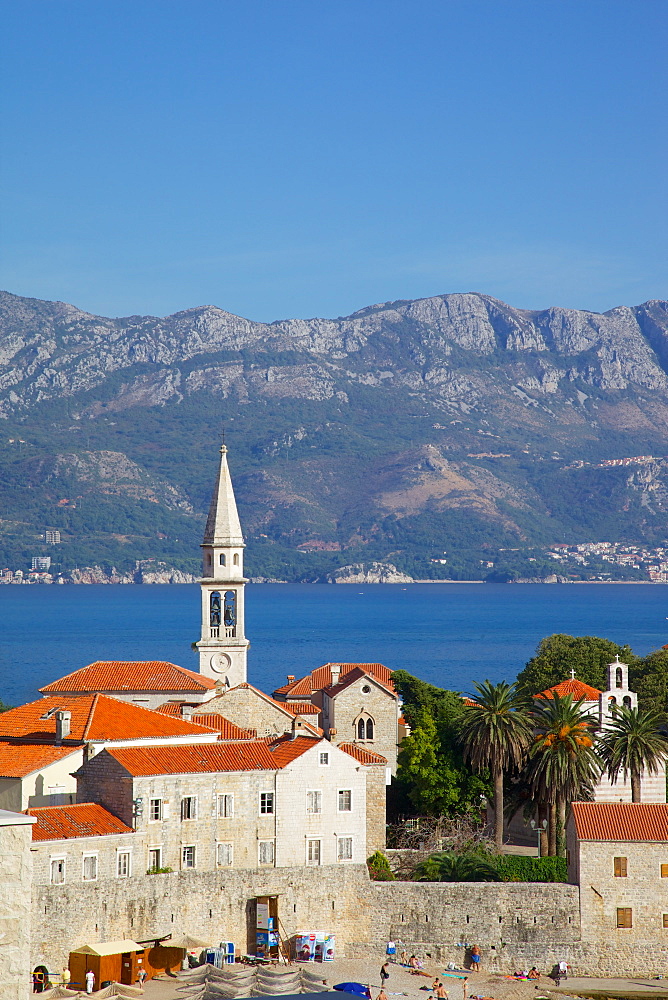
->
[2,289,668,581]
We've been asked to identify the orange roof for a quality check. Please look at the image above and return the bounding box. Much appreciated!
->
[0,695,217,743]
[28,803,133,841]
[155,702,256,739]
[0,742,79,778]
[40,661,216,694]
[283,702,320,715]
[537,678,601,702]
[103,736,319,777]
[571,802,668,842]
[274,663,395,699]
[338,742,388,765]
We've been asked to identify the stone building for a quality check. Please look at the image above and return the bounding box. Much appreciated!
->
[74,732,378,871]
[28,803,135,886]
[0,808,35,1000]
[39,660,218,710]
[567,802,668,948]
[274,662,400,773]
[182,681,322,739]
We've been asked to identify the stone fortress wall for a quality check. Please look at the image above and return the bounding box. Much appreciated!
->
[30,863,668,980]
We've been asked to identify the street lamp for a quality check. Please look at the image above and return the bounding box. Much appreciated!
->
[530,818,548,857]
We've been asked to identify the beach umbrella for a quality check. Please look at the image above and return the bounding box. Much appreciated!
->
[334,984,371,998]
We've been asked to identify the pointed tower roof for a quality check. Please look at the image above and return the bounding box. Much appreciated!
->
[203,445,244,546]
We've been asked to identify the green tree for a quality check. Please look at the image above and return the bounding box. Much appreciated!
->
[526,693,601,855]
[367,851,395,881]
[517,634,636,696]
[599,705,668,802]
[414,851,501,883]
[0,699,12,713]
[629,648,668,716]
[459,681,533,850]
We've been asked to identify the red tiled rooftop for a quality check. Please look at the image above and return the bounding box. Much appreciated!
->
[274,662,394,699]
[337,742,388,765]
[0,742,79,778]
[28,803,133,841]
[571,802,668,841]
[0,694,217,743]
[104,735,319,776]
[155,702,256,739]
[537,678,602,702]
[40,661,216,694]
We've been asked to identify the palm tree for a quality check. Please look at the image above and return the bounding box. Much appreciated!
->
[414,851,501,882]
[526,692,601,855]
[459,680,533,851]
[599,705,668,802]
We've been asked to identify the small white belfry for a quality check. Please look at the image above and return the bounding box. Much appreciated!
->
[196,444,249,688]
[599,654,637,728]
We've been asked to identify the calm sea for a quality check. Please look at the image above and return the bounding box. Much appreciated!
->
[1,583,667,708]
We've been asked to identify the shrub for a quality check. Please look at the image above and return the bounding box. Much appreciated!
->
[146,865,174,875]
[495,855,567,882]
[367,851,395,881]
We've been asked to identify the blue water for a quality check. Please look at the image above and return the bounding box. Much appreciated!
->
[1,583,667,707]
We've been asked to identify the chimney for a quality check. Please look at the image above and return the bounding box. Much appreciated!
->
[327,727,337,742]
[55,710,71,744]
[287,675,295,683]
[291,716,304,741]
[182,706,194,722]
[330,664,341,686]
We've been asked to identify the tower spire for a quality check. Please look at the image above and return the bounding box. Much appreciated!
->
[196,442,249,689]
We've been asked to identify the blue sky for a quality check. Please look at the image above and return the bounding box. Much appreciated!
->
[1,0,666,321]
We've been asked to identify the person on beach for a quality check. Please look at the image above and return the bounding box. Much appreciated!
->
[435,982,448,998]
[381,961,391,987]
[378,989,388,1000]
[401,951,408,967]
[469,946,480,971]
[528,968,540,980]
[409,956,419,970]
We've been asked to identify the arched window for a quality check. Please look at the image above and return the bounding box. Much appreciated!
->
[233,553,240,566]
[608,695,617,706]
[210,592,221,636]
[616,667,623,688]
[355,712,375,742]
[623,695,632,708]
[219,553,226,566]
[366,718,374,740]
[358,719,365,740]
[224,590,236,636]
[206,552,212,566]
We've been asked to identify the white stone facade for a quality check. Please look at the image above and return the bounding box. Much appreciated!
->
[0,810,35,1000]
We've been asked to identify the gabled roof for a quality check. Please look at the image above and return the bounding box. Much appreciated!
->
[28,803,133,841]
[39,661,216,694]
[203,444,244,546]
[323,666,394,698]
[338,742,388,765]
[274,663,395,699]
[100,735,320,777]
[571,802,668,842]
[0,742,79,779]
[537,678,601,702]
[222,683,323,736]
[155,702,256,739]
[0,695,217,743]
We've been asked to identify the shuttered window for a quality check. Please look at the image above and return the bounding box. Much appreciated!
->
[616,907,633,929]
[614,857,628,877]
[663,914,668,928]
[661,864,668,878]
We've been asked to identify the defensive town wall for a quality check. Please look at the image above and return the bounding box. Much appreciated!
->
[31,864,668,979]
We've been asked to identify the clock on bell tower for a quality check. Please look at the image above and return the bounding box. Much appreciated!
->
[196,443,249,688]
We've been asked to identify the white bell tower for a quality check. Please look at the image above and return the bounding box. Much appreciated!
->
[196,443,249,688]
[599,655,637,729]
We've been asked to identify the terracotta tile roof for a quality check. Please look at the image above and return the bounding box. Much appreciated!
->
[337,742,388,765]
[537,678,602,702]
[0,695,217,743]
[323,665,394,698]
[104,736,318,776]
[154,702,256,739]
[222,684,322,735]
[28,803,133,841]
[0,742,79,778]
[571,802,668,841]
[273,662,395,699]
[283,702,320,715]
[40,661,216,694]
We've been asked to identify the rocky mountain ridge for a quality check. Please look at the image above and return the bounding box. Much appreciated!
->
[2,289,668,581]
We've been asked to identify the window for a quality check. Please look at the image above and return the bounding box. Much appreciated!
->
[307,839,321,864]
[233,553,240,566]
[218,793,234,818]
[355,713,375,741]
[366,718,374,740]
[338,837,353,861]
[357,719,365,740]
[623,696,632,708]
[182,846,196,869]
[82,855,98,881]
[260,792,274,815]
[338,789,352,812]
[259,840,275,865]
[50,858,65,884]
[149,798,163,822]
[614,856,628,877]
[361,684,372,694]
[148,848,162,871]
[663,914,668,929]
[117,852,131,878]
[210,591,222,635]
[224,590,237,634]
[217,842,233,867]
[617,907,633,929]
[181,796,197,821]
[306,791,322,814]
[661,864,668,878]
[219,553,226,566]
[319,752,329,766]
